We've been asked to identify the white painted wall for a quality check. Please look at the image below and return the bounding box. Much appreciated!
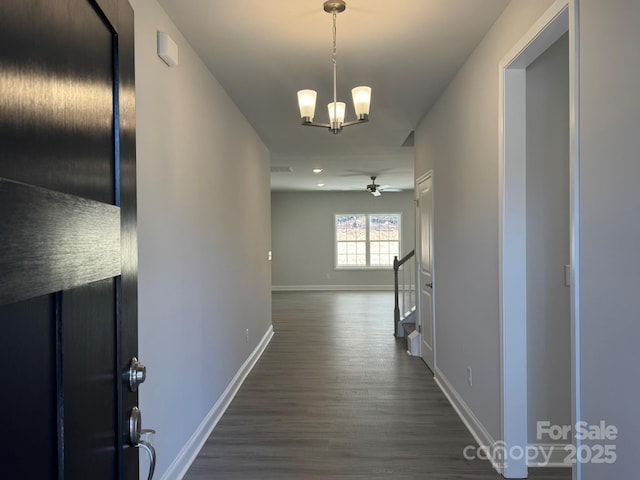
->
[414,0,555,443]
[131,0,272,477]
[579,1,640,478]
[525,32,571,446]
[271,191,415,289]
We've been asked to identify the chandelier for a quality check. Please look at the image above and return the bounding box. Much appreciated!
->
[297,0,371,134]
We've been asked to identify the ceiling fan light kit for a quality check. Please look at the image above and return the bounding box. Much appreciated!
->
[297,0,371,134]
[367,176,381,197]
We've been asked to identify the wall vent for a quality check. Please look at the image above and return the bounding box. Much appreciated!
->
[270,166,294,173]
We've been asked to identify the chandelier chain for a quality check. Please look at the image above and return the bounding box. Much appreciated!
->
[332,9,337,67]
[332,9,338,115]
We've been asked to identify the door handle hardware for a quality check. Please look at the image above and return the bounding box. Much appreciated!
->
[126,357,147,392]
[426,283,433,288]
[129,406,156,480]
[139,437,156,480]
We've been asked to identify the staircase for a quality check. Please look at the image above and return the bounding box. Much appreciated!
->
[397,306,416,337]
[393,250,419,355]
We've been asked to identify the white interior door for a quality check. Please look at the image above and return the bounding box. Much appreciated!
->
[417,173,434,372]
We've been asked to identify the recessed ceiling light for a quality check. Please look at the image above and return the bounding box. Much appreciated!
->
[317,183,325,187]
[312,168,323,173]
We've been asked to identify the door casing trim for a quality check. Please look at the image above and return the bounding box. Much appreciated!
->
[498,1,580,478]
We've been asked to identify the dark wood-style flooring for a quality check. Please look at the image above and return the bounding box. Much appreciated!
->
[184,291,571,479]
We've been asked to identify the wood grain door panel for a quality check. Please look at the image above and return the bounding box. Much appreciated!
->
[0,0,138,478]
[0,179,121,306]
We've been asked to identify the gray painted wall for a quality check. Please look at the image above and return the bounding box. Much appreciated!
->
[414,0,556,442]
[131,0,272,477]
[526,33,571,445]
[272,191,415,289]
[416,0,640,474]
[579,1,640,478]
[129,0,640,476]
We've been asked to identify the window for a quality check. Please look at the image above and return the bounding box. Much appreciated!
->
[335,214,401,268]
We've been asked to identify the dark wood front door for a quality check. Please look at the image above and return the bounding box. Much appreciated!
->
[0,0,138,478]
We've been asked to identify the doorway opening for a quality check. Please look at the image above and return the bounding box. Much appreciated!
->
[498,1,580,478]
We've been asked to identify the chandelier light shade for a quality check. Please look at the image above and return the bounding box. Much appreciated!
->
[327,102,346,125]
[297,0,371,134]
[352,86,372,118]
[297,90,317,121]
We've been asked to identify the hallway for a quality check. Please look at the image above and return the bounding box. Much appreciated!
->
[185,291,571,479]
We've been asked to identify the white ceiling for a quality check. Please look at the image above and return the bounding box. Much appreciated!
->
[156,0,510,192]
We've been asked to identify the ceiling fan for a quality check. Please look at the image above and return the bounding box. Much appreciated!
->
[366,176,400,197]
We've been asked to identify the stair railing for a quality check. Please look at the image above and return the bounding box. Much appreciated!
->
[393,249,415,336]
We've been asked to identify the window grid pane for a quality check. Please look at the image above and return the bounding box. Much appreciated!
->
[368,215,401,267]
[370,240,400,267]
[336,214,401,268]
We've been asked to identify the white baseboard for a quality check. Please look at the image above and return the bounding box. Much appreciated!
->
[272,284,394,291]
[435,368,571,473]
[160,325,275,480]
[434,367,503,475]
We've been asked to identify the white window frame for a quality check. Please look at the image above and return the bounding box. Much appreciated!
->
[334,213,402,270]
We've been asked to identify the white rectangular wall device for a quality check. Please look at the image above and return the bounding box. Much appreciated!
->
[157,31,178,67]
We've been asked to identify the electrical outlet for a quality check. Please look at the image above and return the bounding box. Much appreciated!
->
[245,328,249,343]
[466,367,473,387]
